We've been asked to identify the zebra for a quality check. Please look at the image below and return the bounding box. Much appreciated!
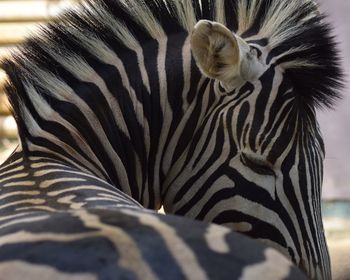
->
[0,0,342,279]
[0,153,307,280]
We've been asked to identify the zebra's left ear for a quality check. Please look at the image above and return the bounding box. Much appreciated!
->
[191,20,264,85]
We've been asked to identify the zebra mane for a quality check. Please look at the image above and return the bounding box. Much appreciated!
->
[1,0,343,129]
[114,0,344,108]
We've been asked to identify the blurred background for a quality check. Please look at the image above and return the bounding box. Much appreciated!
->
[316,1,350,279]
[0,0,349,279]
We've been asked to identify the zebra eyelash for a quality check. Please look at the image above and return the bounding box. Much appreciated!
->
[240,153,275,177]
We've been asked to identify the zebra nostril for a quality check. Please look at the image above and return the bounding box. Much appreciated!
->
[240,152,275,176]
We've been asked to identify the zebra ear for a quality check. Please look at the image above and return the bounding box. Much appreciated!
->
[191,20,240,84]
[191,20,264,85]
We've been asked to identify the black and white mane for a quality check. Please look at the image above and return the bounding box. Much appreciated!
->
[2,0,343,132]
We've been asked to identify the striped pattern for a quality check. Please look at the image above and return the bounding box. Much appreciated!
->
[0,149,306,279]
[0,0,343,279]
[0,1,80,138]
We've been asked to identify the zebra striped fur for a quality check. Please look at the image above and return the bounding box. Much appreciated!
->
[0,149,307,279]
[0,0,343,279]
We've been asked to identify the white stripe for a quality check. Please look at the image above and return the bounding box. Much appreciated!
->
[205,224,231,254]
[204,195,297,258]
[0,261,97,280]
[239,248,292,280]
[0,215,49,231]
[39,178,86,189]
[0,173,28,184]
[153,37,170,208]
[0,166,25,178]
[0,191,40,200]
[124,210,209,280]
[77,209,159,280]
[0,199,45,210]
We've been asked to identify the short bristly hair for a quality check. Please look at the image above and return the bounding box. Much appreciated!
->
[1,0,343,134]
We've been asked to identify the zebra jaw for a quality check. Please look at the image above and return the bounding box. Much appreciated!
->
[191,20,266,87]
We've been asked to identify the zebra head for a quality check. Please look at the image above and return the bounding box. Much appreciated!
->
[163,2,342,279]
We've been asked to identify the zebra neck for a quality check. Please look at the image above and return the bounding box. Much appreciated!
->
[8,30,205,209]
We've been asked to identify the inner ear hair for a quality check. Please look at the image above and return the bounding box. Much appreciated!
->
[190,20,241,84]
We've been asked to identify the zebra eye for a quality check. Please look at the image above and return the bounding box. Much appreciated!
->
[240,153,275,176]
